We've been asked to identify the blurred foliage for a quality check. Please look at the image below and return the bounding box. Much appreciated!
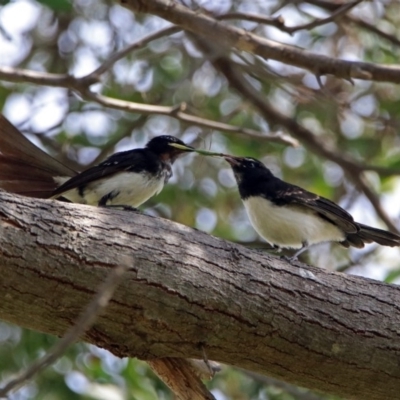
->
[1,0,400,398]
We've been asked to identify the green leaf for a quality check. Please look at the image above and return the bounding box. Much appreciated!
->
[36,0,73,13]
[384,269,400,283]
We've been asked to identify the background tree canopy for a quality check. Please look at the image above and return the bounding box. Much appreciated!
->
[1,0,400,399]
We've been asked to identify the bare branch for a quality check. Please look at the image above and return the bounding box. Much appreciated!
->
[121,0,400,83]
[336,245,379,273]
[304,0,400,48]
[87,91,297,145]
[217,13,287,30]
[86,25,181,80]
[0,67,73,87]
[218,1,361,35]
[0,66,296,146]
[286,0,361,34]
[88,115,148,167]
[361,165,400,177]
[347,170,399,233]
[351,17,400,48]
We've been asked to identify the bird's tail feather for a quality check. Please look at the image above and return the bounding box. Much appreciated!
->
[347,223,400,247]
[0,115,76,198]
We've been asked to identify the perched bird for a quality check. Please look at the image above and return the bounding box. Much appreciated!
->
[0,114,193,207]
[50,136,193,207]
[224,155,400,260]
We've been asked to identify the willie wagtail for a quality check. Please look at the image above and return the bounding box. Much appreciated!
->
[0,114,193,207]
[224,155,400,259]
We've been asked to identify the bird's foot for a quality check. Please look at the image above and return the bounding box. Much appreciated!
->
[281,255,298,264]
[282,242,308,263]
[101,204,141,212]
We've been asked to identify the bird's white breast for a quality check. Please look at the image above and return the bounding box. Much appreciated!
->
[244,196,345,249]
[62,171,165,207]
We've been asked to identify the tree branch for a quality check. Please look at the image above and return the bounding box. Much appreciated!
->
[304,0,400,48]
[0,262,129,398]
[147,359,216,400]
[0,66,296,146]
[120,0,400,83]
[1,191,400,400]
[218,0,361,35]
[86,25,181,80]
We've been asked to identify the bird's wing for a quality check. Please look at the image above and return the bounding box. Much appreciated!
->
[52,149,147,197]
[272,183,359,234]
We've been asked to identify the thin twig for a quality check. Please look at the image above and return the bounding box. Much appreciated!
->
[0,261,130,398]
[361,166,400,177]
[0,66,296,146]
[348,171,399,233]
[86,91,297,145]
[121,0,400,83]
[86,25,181,80]
[303,0,400,48]
[287,0,362,34]
[348,17,400,47]
[336,245,379,273]
[217,13,287,30]
[88,116,148,167]
[218,1,361,35]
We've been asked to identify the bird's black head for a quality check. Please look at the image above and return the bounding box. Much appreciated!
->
[224,156,272,184]
[146,135,194,163]
[225,156,266,172]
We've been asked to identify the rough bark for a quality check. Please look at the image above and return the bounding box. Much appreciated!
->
[147,359,216,400]
[1,191,400,400]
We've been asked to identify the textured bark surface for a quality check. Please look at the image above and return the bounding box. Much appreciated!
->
[147,359,216,400]
[1,191,400,400]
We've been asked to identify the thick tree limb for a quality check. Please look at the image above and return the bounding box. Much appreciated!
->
[120,0,400,84]
[0,262,128,398]
[1,192,400,399]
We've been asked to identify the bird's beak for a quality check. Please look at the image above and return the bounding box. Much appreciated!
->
[168,143,195,152]
[170,145,227,158]
[224,155,241,166]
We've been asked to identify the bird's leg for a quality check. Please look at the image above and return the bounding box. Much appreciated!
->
[198,344,221,379]
[98,193,141,212]
[56,196,72,203]
[283,242,309,263]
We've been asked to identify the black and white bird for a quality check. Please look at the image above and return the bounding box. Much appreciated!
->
[224,155,400,259]
[0,114,193,207]
[50,135,193,207]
